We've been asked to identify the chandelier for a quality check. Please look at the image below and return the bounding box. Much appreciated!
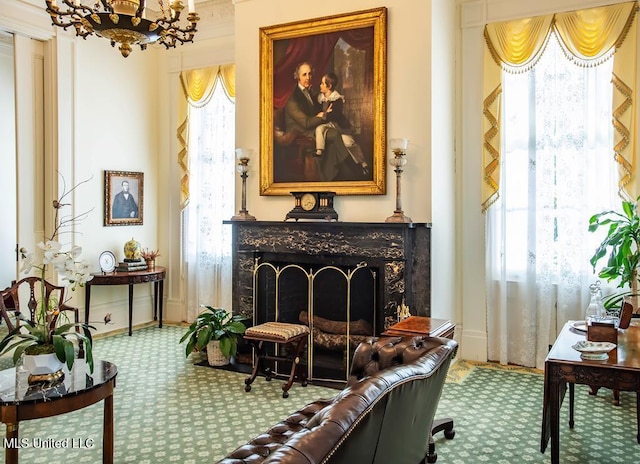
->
[45,0,200,58]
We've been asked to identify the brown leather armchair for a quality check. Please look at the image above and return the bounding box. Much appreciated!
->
[219,335,458,464]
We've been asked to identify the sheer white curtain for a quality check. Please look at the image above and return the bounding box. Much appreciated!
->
[486,36,619,369]
[184,80,235,321]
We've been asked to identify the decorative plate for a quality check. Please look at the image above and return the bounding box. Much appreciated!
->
[571,340,616,360]
[99,250,116,273]
[571,320,587,333]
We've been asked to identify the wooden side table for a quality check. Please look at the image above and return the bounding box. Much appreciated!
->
[85,267,166,336]
[383,316,455,339]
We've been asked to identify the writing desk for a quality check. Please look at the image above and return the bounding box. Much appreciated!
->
[85,267,166,336]
[541,321,640,463]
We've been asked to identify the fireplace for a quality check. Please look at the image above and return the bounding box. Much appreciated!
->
[225,221,431,382]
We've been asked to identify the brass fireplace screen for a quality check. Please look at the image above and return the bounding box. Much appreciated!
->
[252,259,378,382]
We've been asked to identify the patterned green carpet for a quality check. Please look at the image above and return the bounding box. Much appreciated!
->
[1,325,639,463]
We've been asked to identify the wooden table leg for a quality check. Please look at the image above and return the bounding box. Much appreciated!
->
[128,284,134,336]
[153,281,158,321]
[550,379,561,464]
[84,285,91,324]
[104,393,114,464]
[636,391,640,444]
[158,280,164,328]
[5,423,18,464]
[569,382,574,429]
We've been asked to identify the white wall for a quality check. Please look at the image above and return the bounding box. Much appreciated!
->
[430,0,457,322]
[71,38,161,333]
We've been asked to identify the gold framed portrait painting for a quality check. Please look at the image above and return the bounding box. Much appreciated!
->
[260,7,387,195]
[104,170,144,226]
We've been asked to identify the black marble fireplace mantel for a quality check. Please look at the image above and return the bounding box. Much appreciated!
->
[224,221,431,331]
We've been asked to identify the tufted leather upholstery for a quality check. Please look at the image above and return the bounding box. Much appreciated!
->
[218,335,457,464]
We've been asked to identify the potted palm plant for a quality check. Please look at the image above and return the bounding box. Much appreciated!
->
[179,306,247,366]
[589,195,640,313]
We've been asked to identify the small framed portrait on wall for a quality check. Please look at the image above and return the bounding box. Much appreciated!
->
[104,170,144,226]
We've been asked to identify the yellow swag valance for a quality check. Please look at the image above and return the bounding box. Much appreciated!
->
[482,2,638,211]
[177,64,235,208]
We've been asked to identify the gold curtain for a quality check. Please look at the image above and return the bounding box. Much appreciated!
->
[177,64,236,208]
[482,2,638,212]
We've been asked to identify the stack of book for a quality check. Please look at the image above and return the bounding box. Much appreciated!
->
[116,259,148,272]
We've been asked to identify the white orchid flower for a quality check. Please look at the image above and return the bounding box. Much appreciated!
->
[19,252,34,273]
[70,245,82,258]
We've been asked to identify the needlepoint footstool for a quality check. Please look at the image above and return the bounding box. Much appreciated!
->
[243,322,309,398]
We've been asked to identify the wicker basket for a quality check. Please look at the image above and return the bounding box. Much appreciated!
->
[206,340,230,366]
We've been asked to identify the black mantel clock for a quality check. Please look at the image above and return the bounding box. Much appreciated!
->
[285,192,339,221]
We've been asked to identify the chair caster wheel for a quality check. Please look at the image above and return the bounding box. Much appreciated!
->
[426,453,437,463]
[444,429,455,440]
[301,380,308,387]
[283,391,289,398]
[244,385,251,392]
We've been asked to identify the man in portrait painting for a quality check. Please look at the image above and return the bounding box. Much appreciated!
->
[278,61,365,183]
[112,180,139,219]
[271,26,376,186]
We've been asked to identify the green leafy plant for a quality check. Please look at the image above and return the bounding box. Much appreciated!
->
[589,197,640,289]
[179,306,247,359]
[0,313,95,372]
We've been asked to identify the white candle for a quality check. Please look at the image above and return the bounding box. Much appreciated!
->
[188,0,195,13]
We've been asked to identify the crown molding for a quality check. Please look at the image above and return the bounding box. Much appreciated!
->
[0,0,53,40]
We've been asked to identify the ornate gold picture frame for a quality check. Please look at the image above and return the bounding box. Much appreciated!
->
[104,170,144,226]
[259,7,387,195]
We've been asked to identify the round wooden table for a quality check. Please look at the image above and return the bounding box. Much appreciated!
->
[0,360,118,464]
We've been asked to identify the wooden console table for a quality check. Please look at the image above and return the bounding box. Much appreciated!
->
[0,360,117,464]
[85,267,166,336]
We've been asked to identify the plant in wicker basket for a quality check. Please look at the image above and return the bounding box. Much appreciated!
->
[179,306,247,362]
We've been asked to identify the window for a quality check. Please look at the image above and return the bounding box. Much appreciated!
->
[183,79,235,320]
[499,36,617,280]
[486,35,619,368]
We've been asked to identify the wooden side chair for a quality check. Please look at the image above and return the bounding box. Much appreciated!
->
[1,276,79,327]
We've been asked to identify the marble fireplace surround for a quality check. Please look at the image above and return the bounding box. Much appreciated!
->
[226,221,432,331]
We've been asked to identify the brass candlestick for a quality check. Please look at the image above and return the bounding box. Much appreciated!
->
[385,138,412,223]
[231,148,256,221]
